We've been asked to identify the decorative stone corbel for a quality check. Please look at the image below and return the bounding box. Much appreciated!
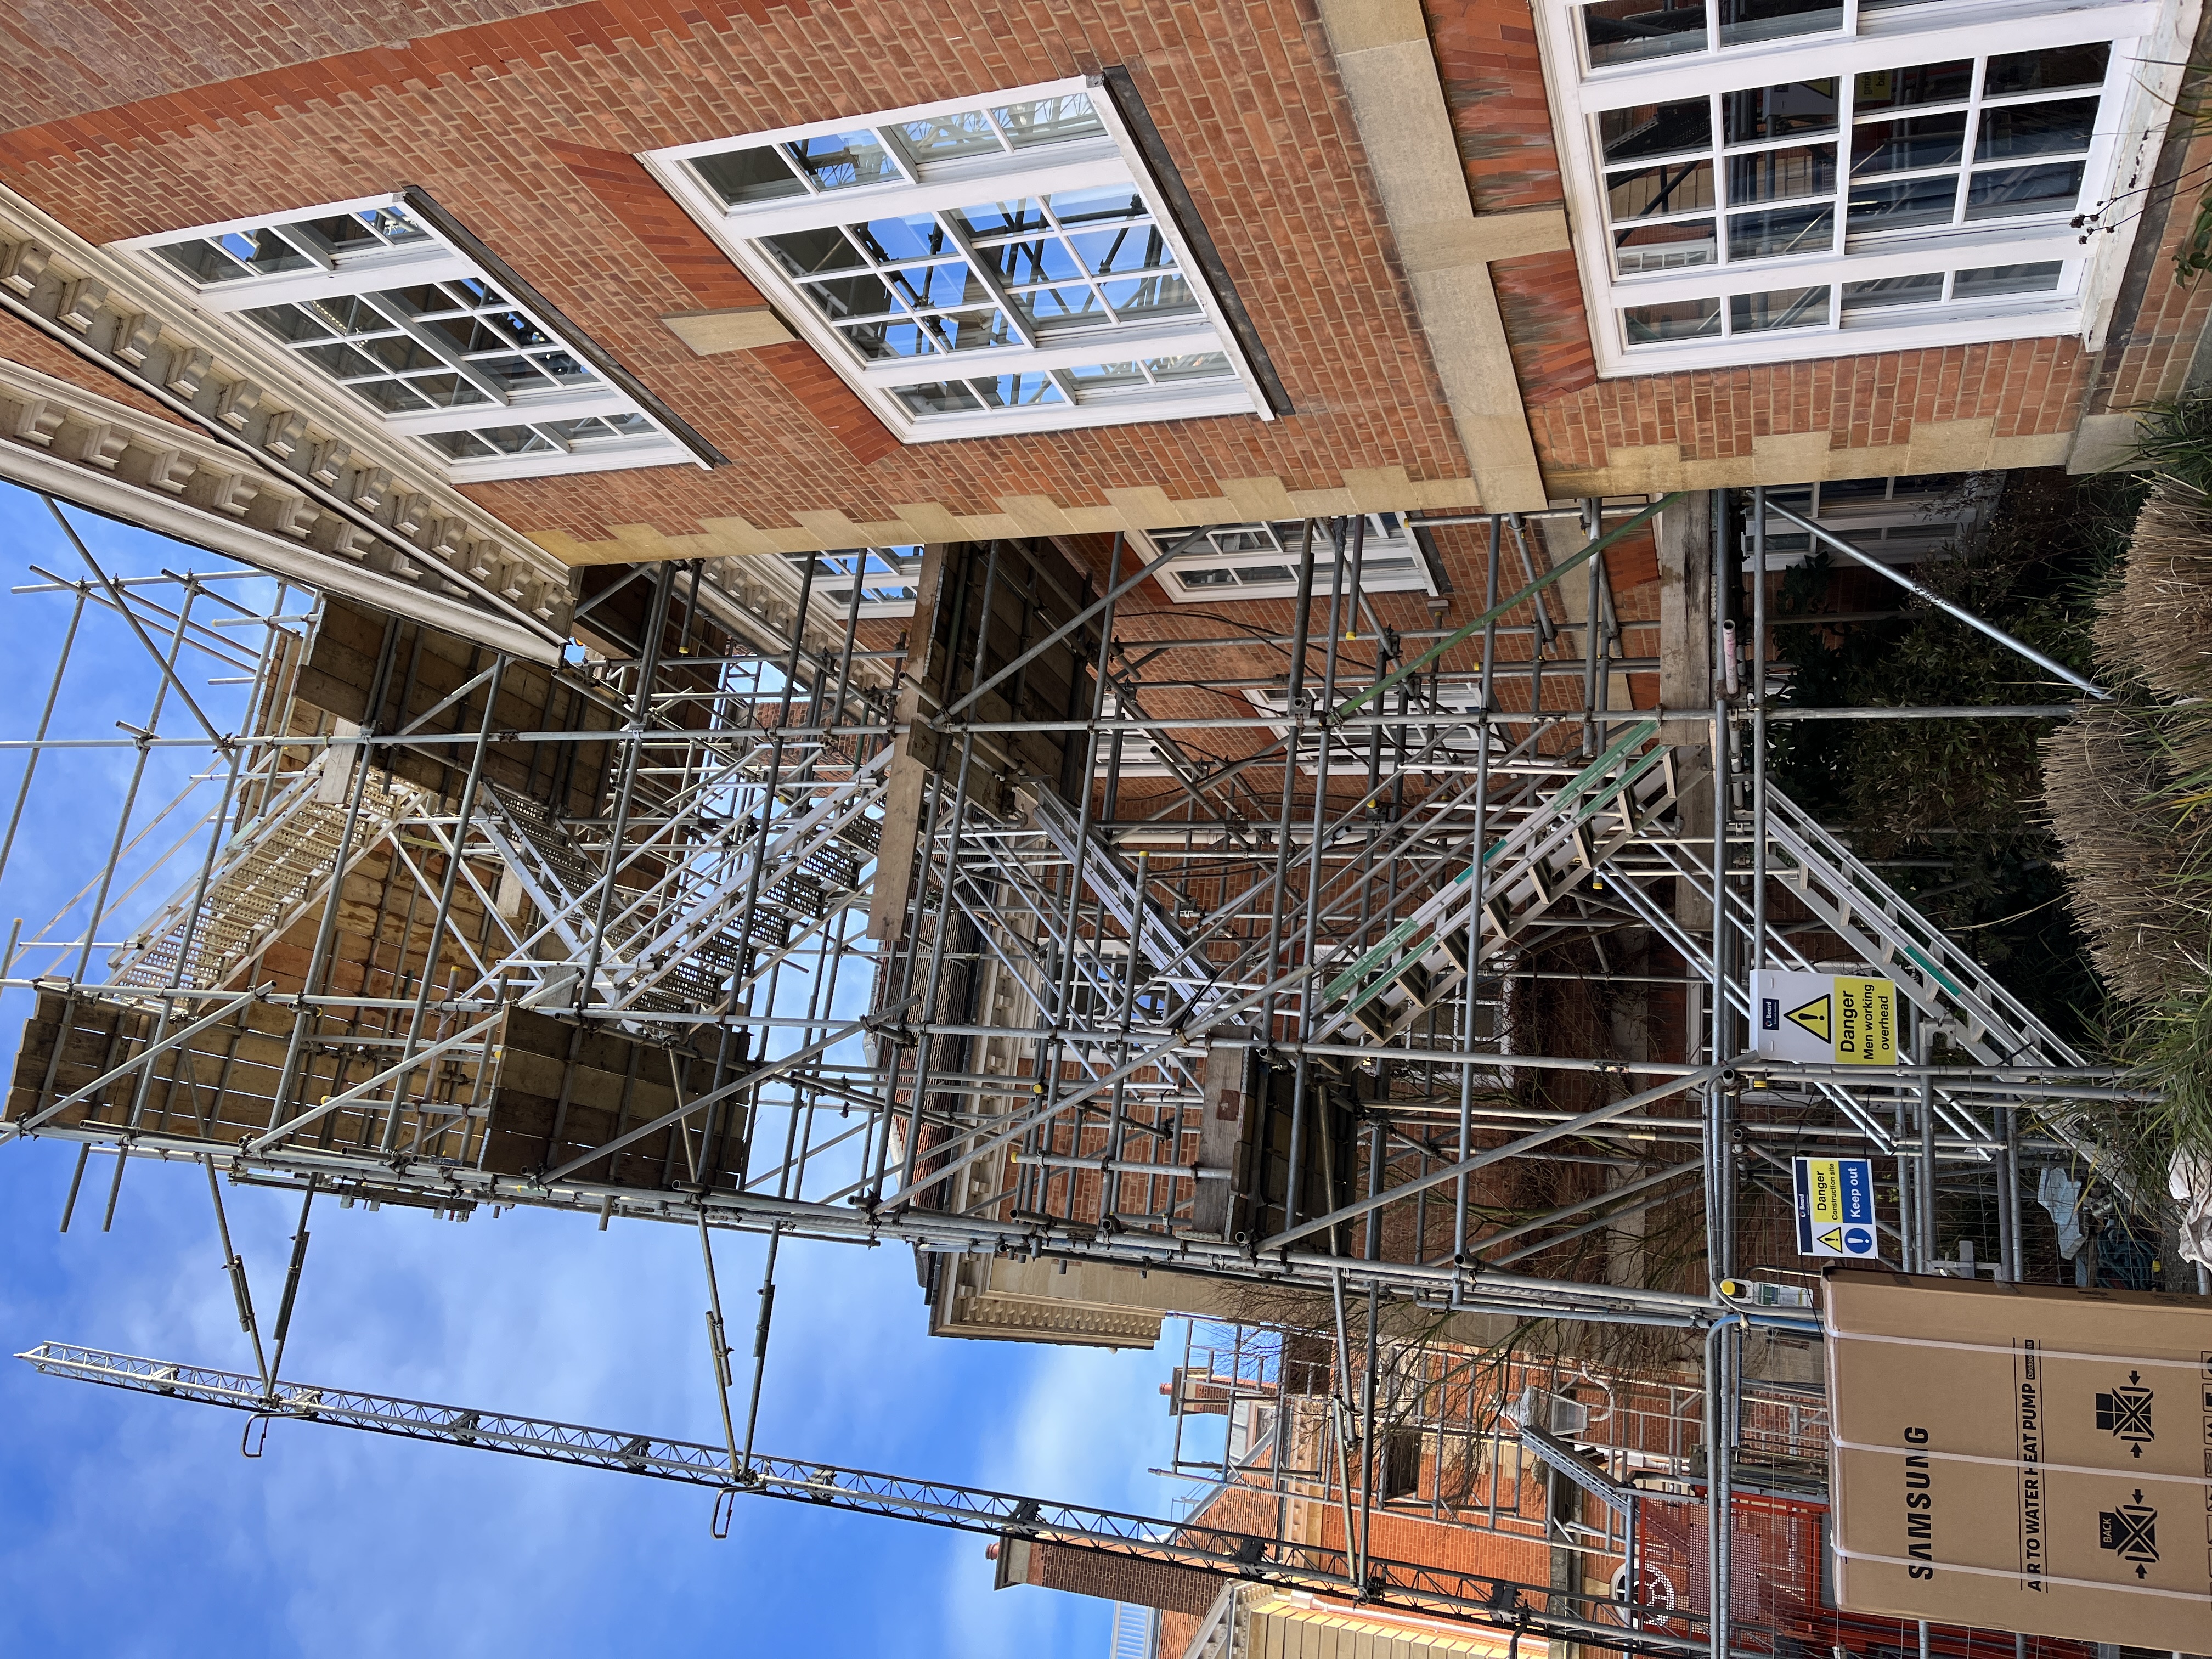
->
[215,379,264,430]
[65,420,129,470]
[263,493,318,539]
[58,278,107,332]
[128,444,198,494]
[111,313,163,366]
[9,396,65,445]
[306,437,351,487]
[0,241,52,297]
[164,346,213,399]
[261,409,306,458]
[321,521,378,561]
[190,467,259,518]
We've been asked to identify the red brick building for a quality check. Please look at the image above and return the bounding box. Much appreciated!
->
[989,1333,2109,1659]
[0,0,2199,616]
[0,0,2176,1363]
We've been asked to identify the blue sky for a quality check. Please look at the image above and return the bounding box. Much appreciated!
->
[0,481,1184,1657]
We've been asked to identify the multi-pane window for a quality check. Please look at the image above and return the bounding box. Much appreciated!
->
[1093,693,1181,777]
[1143,515,1436,603]
[123,197,693,481]
[1745,472,1996,565]
[1246,678,1492,774]
[1542,1,2154,373]
[782,548,926,619]
[646,80,1268,441]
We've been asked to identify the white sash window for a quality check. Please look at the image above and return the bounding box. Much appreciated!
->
[645,77,1269,442]
[1538,0,2190,373]
[123,196,699,481]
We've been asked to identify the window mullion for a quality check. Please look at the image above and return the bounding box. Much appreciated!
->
[1839,65,1860,255]
[274,226,336,274]
[876,126,922,186]
[1711,90,1730,273]
[361,294,515,406]
[1955,58,1989,228]
[938,209,1035,348]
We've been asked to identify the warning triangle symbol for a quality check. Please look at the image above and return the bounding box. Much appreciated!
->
[1819,1227,1844,1252]
[1785,995,1832,1042]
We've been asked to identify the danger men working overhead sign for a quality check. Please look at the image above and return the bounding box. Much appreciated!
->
[1751,969,1899,1066]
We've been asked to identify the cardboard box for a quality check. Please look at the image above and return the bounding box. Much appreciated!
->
[1823,1269,2212,1649]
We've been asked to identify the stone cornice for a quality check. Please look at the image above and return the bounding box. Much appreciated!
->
[0,355,569,661]
[0,180,576,651]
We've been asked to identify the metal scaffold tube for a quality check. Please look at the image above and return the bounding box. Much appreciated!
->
[19,1338,1782,1659]
[0,489,2120,1654]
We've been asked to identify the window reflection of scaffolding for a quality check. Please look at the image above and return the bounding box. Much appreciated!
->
[781,546,925,618]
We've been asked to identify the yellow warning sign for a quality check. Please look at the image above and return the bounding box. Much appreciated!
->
[1805,1158,1842,1223]
[1754,969,1900,1066]
[1831,976,1896,1065]
[1784,995,1831,1042]
[1819,1226,1844,1252]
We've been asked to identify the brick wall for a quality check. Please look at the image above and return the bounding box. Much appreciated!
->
[0,0,1482,549]
[2084,125,2212,417]
[0,0,555,128]
[1420,0,2178,490]
[1025,1541,1222,1615]
[1531,342,2095,476]
[9,0,2161,548]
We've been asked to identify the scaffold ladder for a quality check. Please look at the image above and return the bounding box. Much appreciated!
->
[109,760,415,992]
[1760,785,2084,1070]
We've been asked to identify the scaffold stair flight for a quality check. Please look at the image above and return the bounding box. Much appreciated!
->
[109,757,417,992]
[1030,790,1217,1000]
[1758,785,2083,1073]
[1315,720,1678,1044]
[474,751,890,1014]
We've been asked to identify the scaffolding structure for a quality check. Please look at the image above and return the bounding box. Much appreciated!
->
[0,486,2138,1655]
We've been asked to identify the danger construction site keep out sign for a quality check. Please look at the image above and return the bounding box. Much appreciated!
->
[1793,1154,1878,1258]
[1750,969,1899,1066]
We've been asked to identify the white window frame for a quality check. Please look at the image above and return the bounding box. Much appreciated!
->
[641,76,1269,442]
[785,547,926,619]
[1134,515,1438,604]
[1743,469,1998,565]
[1093,692,1181,778]
[117,194,699,482]
[1536,0,2188,376]
[1245,678,1496,776]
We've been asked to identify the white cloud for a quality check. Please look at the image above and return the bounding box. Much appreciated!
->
[0,482,1195,1657]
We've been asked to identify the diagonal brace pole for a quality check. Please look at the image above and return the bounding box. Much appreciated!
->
[1257,1065,1725,1252]
[246,1012,504,1154]
[930,530,1207,729]
[1763,500,2106,699]
[45,499,227,746]
[17,986,268,1135]
[538,997,918,1186]
[1335,494,1683,723]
